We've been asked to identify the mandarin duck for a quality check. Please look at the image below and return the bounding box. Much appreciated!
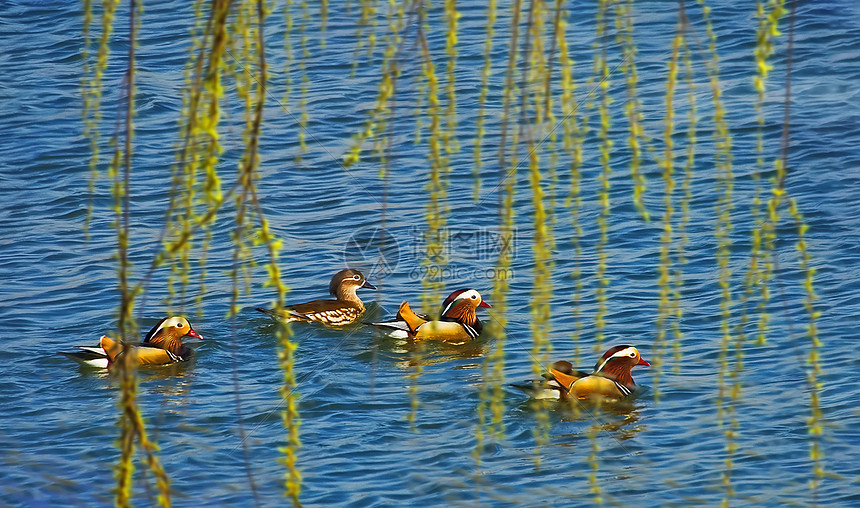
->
[370,288,491,344]
[256,268,376,327]
[514,345,650,401]
[58,316,202,369]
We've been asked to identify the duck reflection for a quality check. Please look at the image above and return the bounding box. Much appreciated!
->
[380,334,491,369]
[520,394,648,442]
[70,361,194,401]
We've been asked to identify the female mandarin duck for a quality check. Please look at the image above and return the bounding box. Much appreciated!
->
[59,316,202,369]
[256,268,376,326]
[371,288,491,344]
[515,345,650,401]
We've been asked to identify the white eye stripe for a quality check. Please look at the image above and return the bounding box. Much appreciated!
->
[462,290,480,300]
[614,347,638,359]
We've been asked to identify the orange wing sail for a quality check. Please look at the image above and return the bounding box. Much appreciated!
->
[397,301,428,334]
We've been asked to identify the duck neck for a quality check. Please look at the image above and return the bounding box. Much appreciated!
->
[149,335,184,355]
[443,303,479,328]
[336,286,364,310]
[598,360,635,387]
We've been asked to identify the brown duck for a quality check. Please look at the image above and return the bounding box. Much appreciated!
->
[256,268,376,326]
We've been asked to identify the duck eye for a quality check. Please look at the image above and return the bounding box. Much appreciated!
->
[177,323,184,328]
[629,352,636,357]
[470,294,477,299]
[353,274,361,281]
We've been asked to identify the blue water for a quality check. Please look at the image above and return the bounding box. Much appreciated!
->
[2,0,859,506]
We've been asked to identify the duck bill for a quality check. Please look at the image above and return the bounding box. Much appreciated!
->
[186,328,203,340]
[478,300,491,308]
[361,280,377,290]
[638,357,650,367]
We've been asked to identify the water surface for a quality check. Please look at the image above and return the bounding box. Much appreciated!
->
[1,1,859,505]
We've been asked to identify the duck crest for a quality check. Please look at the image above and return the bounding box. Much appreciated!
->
[439,289,469,314]
[144,317,169,342]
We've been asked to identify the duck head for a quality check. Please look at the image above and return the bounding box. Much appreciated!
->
[143,316,202,353]
[329,268,376,301]
[439,289,491,327]
[593,345,649,387]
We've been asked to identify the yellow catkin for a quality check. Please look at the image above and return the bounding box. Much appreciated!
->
[672,15,695,370]
[720,6,791,503]
[488,0,524,442]
[408,10,450,427]
[320,0,328,39]
[257,216,300,503]
[585,1,613,502]
[788,198,824,496]
[752,0,787,346]
[473,0,500,471]
[230,0,262,319]
[222,6,302,501]
[519,0,553,466]
[478,0,520,439]
[770,0,824,496]
[594,0,612,357]
[487,216,514,440]
[443,0,459,156]
[472,0,496,201]
[167,0,230,311]
[96,1,302,505]
[246,3,303,502]
[697,1,737,504]
[297,1,310,157]
[418,34,447,312]
[350,0,377,78]
[376,1,405,175]
[343,2,406,171]
[108,0,134,503]
[83,0,122,242]
[652,10,683,403]
[81,0,96,240]
[283,0,294,106]
[616,0,649,221]
[163,0,206,308]
[103,0,174,505]
[543,2,561,245]
[558,3,586,366]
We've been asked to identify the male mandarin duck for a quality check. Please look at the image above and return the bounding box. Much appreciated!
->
[370,288,491,344]
[58,316,202,369]
[256,268,376,326]
[514,345,650,401]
